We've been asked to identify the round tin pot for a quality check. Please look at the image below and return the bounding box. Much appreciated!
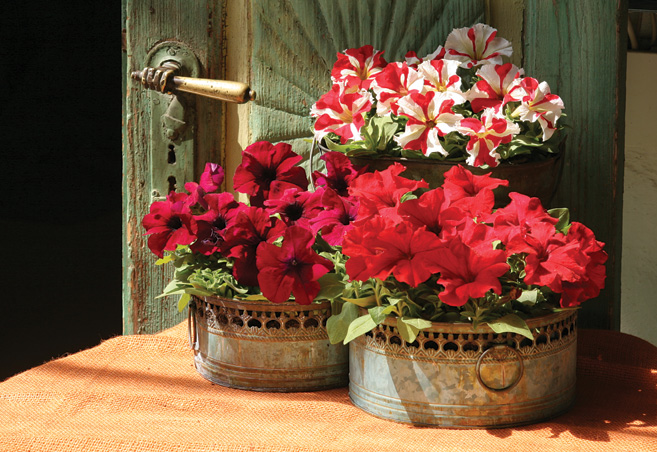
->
[348,310,577,428]
[189,295,349,392]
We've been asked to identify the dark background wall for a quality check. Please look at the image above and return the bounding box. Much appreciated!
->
[1,3,122,380]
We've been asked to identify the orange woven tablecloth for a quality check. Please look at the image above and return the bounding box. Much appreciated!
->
[1,323,655,452]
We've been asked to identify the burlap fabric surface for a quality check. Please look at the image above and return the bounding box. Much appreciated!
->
[1,323,655,452]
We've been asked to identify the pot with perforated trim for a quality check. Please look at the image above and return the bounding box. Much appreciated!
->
[188,295,349,392]
[348,310,577,428]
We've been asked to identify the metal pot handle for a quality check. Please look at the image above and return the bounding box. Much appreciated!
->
[475,344,524,392]
[187,301,199,352]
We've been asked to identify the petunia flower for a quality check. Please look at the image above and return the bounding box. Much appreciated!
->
[310,188,359,246]
[467,63,524,112]
[348,162,428,223]
[505,77,564,141]
[142,192,198,258]
[233,141,308,207]
[371,62,425,115]
[404,46,446,68]
[264,185,324,230]
[559,222,607,307]
[395,90,464,157]
[222,206,287,287]
[417,59,466,103]
[442,164,509,202]
[344,220,445,287]
[397,187,451,236]
[486,192,557,244]
[507,222,586,293]
[189,193,244,255]
[432,223,510,307]
[331,45,387,90]
[311,81,373,144]
[455,108,521,167]
[256,226,333,305]
[311,151,367,197]
[444,23,513,69]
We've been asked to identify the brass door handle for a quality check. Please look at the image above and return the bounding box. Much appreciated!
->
[131,61,256,104]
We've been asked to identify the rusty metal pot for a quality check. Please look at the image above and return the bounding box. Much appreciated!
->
[348,310,577,428]
[189,296,349,392]
[349,153,563,208]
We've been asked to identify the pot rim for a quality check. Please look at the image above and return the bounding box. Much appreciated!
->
[195,295,331,312]
[378,308,576,334]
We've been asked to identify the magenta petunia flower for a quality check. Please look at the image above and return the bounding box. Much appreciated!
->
[310,188,359,246]
[142,192,198,258]
[311,151,367,197]
[222,206,287,286]
[190,193,245,255]
[233,141,308,207]
[264,185,324,230]
[256,226,333,305]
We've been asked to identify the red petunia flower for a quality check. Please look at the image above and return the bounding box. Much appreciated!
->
[487,192,557,244]
[233,141,308,207]
[142,192,198,258]
[344,220,444,287]
[432,223,509,306]
[222,206,287,286]
[256,226,333,305]
[507,222,585,293]
[397,187,450,236]
[349,162,428,223]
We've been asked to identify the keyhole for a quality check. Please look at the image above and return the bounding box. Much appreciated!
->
[168,145,176,164]
[168,176,177,193]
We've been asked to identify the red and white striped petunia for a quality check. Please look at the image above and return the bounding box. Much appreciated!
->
[331,45,387,90]
[418,59,466,104]
[395,91,464,157]
[467,63,524,113]
[505,77,564,141]
[371,62,425,116]
[404,46,446,68]
[455,109,520,167]
[311,81,373,144]
[444,23,513,69]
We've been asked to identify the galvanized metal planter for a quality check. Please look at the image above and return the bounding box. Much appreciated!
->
[349,310,577,428]
[189,296,349,392]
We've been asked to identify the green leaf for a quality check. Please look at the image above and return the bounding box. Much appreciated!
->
[396,317,433,343]
[177,293,191,312]
[548,208,571,234]
[343,313,378,344]
[486,314,534,340]
[517,289,539,305]
[326,302,359,344]
[368,305,396,324]
[315,273,345,300]
[155,254,174,265]
[342,295,377,308]
[243,294,269,301]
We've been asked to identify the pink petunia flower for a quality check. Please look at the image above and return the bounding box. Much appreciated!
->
[444,23,513,69]
[331,45,387,90]
[233,141,308,207]
[505,77,564,141]
[395,91,464,156]
[190,192,244,256]
[467,63,524,113]
[455,108,520,167]
[264,185,324,230]
[371,62,425,115]
[256,226,333,305]
[311,81,373,144]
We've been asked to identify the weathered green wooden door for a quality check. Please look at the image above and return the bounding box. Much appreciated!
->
[123,0,626,334]
[122,0,486,334]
